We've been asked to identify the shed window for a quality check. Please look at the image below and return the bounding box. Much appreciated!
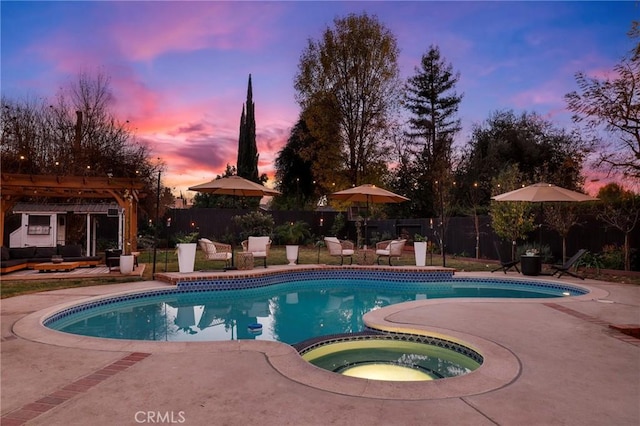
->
[27,215,51,235]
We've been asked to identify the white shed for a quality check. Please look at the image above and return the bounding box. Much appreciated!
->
[9,203,122,256]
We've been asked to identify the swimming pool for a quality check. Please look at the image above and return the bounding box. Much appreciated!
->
[46,270,588,345]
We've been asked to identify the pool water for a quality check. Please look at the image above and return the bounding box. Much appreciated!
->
[47,278,584,344]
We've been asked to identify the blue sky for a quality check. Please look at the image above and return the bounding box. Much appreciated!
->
[1,1,636,195]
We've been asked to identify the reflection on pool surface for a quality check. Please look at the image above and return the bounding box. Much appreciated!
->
[46,277,586,344]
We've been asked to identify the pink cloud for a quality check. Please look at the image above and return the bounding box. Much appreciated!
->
[107,2,284,62]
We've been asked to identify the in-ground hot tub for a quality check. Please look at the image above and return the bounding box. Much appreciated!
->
[297,332,482,381]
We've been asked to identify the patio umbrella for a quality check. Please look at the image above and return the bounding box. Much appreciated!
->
[330,184,409,246]
[189,176,280,268]
[491,182,597,203]
[330,184,410,204]
[188,175,280,197]
[491,182,598,258]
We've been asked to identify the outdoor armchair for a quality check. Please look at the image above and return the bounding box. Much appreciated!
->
[324,237,354,265]
[198,238,233,269]
[241,236,271,268]
[375,239,407,266]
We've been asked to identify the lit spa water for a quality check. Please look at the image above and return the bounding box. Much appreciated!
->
[48,278,583,344]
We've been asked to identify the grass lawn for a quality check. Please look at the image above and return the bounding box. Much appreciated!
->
[1,246,637,299]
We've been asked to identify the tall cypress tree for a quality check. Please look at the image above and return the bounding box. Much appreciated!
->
[236,74,259,182]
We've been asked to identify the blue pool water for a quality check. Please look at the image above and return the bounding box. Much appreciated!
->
[46,276,587,345]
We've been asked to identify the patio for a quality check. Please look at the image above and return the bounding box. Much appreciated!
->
[1,270,638,425]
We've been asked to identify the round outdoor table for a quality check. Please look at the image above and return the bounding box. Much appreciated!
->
[355,249,375,265]
[236,252,254,270]
[521,255,541,276]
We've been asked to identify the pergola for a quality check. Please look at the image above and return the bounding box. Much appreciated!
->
[1,173,146,250]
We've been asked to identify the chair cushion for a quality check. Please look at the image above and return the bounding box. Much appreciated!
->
[34,246,58,258]
[199,239,215,253]
[248,236,270,252]
[59,244,82,257]
[324,237,340,244]
[9,246,37,259]
[210,253,231,260]
[376,249,390,256]
[251,251,267,258]
[342,249,354,255]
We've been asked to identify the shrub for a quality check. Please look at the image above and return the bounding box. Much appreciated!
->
[232,211,274,241]
[599,244,625,270]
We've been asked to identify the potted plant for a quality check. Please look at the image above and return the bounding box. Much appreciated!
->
[414,234,428,267]
[277,221,310,265]
[120,191,135,274]
[175,232,199,273]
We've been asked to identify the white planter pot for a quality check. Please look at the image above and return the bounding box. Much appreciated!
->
[120,254,135,274]
[414,241,427,267]
[285,245,299,265]
[177,243,197,273]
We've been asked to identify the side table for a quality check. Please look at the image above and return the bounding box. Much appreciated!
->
[521,255,542,276]
[355,249,375,265]
[237,252,254,270]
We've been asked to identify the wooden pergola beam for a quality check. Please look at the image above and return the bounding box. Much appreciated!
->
[1,173,146,250]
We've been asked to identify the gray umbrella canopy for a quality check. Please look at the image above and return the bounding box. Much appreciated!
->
[330,184,409,204]
[188,176,280,197]
[492,183,597,203]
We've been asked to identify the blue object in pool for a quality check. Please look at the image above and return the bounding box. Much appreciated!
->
[45,276,586,345]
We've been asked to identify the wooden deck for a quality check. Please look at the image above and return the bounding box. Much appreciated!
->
[1,264,146,281]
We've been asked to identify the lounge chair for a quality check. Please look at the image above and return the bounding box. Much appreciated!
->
[198,238,233,269]
[491,241,520,274]
[375,239,407,265]
[241,236,271,268]
[550,249,587,279]
[324,237,354,265]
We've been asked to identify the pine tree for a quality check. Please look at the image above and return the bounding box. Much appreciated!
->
[403,45,463,216]
[237,74,259,182]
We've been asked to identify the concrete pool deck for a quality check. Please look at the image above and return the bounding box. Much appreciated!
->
[1,269,638,425]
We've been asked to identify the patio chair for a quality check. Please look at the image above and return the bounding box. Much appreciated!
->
[198,238,233,269]
[491,241,520,274]
[375,239,407,266]
[324,237,354,265]
[241,236,271,268]
[550,249,587,279]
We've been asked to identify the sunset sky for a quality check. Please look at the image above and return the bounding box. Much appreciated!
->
[1,1,635,197]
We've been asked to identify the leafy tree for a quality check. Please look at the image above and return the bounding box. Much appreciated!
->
[456,110,591,206]
[544,203,584,263]
[565,22,640,181]
[596,183,639,271]
[272,117,319,210]
[403,45,463,217]
[0,71,168,221]
[294,13,401,187]
[489,164,536,259]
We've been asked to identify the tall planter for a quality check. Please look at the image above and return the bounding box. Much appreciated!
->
[285,245,299,265]
[177,243,197,273]
[119,254,135,274]
[414,241,427,267]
